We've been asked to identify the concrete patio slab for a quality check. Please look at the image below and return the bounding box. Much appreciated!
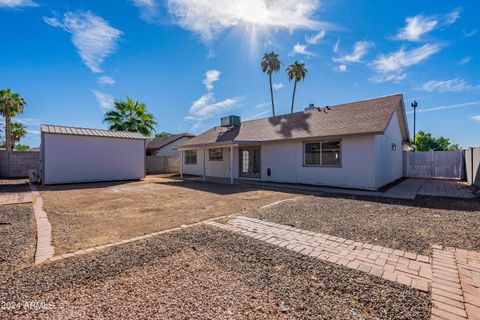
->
[382,178,426,199]
[418,179,476,199]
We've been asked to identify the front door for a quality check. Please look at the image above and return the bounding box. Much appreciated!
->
[239,147,261,178]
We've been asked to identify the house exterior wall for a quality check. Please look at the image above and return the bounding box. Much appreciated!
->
[373,111,404,188]
[261,135,377,190]
[182,147,239,179]
[42,133,145,184]
[154,137,192,157]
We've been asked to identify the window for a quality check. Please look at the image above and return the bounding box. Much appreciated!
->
[209,148,223,161]
[184,150,197,165]
[304,141,340,166]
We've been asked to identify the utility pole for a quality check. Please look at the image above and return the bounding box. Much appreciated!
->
[411,100,418,145]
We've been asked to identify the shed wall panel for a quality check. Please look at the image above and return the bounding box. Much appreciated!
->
[43,133,145,184]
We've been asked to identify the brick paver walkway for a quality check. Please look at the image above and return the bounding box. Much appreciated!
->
[0,191,32,205]
[207,216,480,320]
[418,179,476,199]
[29,184,55,264]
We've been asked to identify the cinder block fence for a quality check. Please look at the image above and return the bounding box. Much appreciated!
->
[0,151,39,178]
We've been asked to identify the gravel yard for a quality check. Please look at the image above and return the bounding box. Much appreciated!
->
[252,194,480,255]
[0,203,36,274]
[0,226,430,319]
[0,180,36,274]
[39,177,297,254]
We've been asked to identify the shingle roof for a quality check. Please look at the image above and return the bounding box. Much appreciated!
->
[41,124,146,140]
[180,94,408,148]
[146,133,194,151]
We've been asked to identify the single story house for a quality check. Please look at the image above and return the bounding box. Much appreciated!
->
[146,133,194,156]
[40,124,146,184]
[178,94,410,190]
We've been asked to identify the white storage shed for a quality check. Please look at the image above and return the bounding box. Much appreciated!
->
[40,124,146,184]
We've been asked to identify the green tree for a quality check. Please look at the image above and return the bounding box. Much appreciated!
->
[260,51,281,116]
[15,144,31,151]
[155,132,172,138]
[0,89,26,151]
[286,61,307,114]
[415,131,459,151]
[103,97,157,138]
[10,122,28,149]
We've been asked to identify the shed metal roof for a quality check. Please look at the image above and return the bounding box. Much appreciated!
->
[41,124,146,140]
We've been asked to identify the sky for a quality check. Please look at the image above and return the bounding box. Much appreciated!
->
[0,0,479,148]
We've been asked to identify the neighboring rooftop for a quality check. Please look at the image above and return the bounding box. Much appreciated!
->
[41,124,146,140]
[180,94,409,148]
[147,133,194,151]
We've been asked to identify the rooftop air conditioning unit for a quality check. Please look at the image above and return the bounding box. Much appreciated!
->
[221,115,241,127]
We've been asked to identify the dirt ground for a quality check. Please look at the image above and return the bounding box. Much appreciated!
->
[0,226,430,319]
[251,193,480,255]
[39,176,298,254]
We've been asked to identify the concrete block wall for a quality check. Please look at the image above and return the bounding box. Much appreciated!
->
[145,155,180,174]
[0,151,40,178]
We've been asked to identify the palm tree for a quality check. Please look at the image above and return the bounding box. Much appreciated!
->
[103,97,157,137]
[286,61,307,114]
[261,51,281,116]
[10,122,27,150]
[0,89,26,151]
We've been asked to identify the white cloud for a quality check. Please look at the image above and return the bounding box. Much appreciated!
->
[184,70,241,131]
[335,64,347,72]
[97,75,116,85]
[333,41,373,63]
[462,29,478,38]
[445,8,461,25]
[370,44,441,82]
[132,0,164,20]
[0,0,37,8]
[255,101,270,108]
[460,56,472,65]
[167,0,332,43]
[44,12,122,73]
[305,30,325,45]
[396,15,437,42]
[244,110,270,121]
[92,90,114,109]
[333,38,340,53]
[203,70,221,91]
[273,83,284,90]
[406,101,480,114]
[421,79,480,93]
[289,43,314,56]
[472,115,480,121]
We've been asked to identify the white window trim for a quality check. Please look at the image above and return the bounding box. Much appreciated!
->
[208,148,223,161]
[303,140,342,167]
[184,150,197,165]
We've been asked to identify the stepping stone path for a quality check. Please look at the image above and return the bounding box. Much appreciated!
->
[206,216,480,320]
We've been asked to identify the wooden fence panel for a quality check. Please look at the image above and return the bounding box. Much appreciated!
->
[404,151,464,179]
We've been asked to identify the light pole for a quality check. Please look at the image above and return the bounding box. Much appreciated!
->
[411,100,418,145]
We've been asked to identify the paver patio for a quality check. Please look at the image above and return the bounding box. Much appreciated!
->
[382,178,476,200]
[208,216,480,320]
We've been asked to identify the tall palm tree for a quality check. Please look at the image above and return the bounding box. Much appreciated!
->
[103,97,157,137]
[10,122,27,150]
[0,89,26,151]
[286,61,307,114]
[261,51,281,116]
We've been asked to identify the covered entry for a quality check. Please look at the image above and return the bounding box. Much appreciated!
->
[239,147,261,179]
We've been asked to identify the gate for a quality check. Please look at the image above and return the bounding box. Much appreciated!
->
[404,151,464,179]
